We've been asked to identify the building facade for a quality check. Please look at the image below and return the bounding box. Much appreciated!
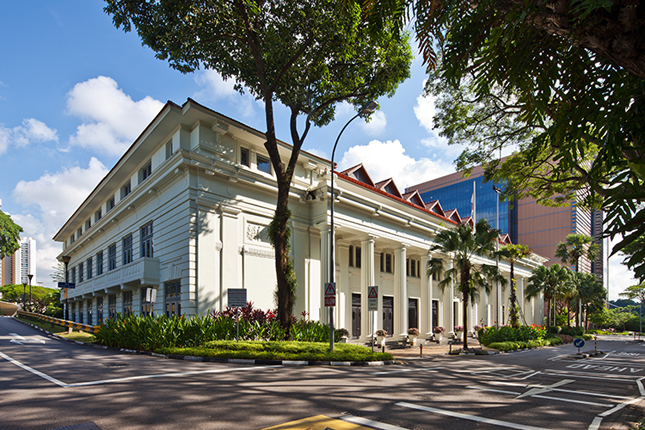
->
[54,99,544,337]
[2,237,37,286]
[408,166,604,281]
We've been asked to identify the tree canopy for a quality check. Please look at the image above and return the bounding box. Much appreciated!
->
[363,0,645,281]
[104,0,413,335]
[428,219,504,349]
[0,211,22,260]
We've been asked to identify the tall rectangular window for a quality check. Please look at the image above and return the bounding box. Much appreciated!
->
[96,251,104,275]
[85,219,91,231]
[78,262,84,282]
[108,244,117,270]
[140,161,152,183]
[165,140,173,160]
[349,245,354,267]
[165,280,181,317]
[140,222,153,258]
[385,253,393,273]
[97,297,104,322]
[108,294,117,320]
[121,181,131,199]
[78,301,84,324]
[240,147,250,167]
[87,299,93,325]
[95,208,102,222]
[106,196,115,213]
[77,227,83,238]
[123,291,133,317]
[71,267,76,284]
[355,246,362,268]
[141,288,153,316]
[257,154,271,174]
[122,234,133,265]
[86,257,93,280]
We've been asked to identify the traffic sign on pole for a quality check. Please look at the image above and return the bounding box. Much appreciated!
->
[325,282,336,307]
[368,286,378,311]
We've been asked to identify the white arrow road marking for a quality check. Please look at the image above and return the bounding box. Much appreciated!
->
[8,333,45,344]
[516,379,575,399]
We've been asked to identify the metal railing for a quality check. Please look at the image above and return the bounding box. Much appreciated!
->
[17,310,101,334]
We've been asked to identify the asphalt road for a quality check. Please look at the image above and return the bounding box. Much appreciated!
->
[1,316,644,430]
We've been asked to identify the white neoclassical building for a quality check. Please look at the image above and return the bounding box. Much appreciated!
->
[54,99,545,339]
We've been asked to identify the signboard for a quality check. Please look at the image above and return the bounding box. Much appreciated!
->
[573,338,585,348]
[145,287,157,303]
[324,282,336,307]
[228,288,247,308]
[368,286,379,311]
[57,282,76,289]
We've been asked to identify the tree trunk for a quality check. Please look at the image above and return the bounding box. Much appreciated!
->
[273,181,293,337]
[463,290,469,350]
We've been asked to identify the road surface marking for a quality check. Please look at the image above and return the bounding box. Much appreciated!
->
[529,394,613,407]
[0,351,66,387]
[261,415,406,430]
[0,350,281,388]
[589,396,644,430]
[370,367,440,376]
[7,333,45,345]
[395,402,548,430]
[545,369,640,381]
[466,386,520,395]
[516,379,574,399]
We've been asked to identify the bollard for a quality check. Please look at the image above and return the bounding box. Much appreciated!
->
[382,345,385,354]
[595,336,597,351]
[420,344,423,358]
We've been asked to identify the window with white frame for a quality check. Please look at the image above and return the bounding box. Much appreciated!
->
[106,195,115,213]
[240,147,250,167]
[122,234,133,265]
[140,161,152,183]
[95,208,102,223]
[257,154,271,174]
[97,251,104,275]
[165,140,173,159]
[140,222,153,258]
[87,257,93,280]
[108,244,117,271]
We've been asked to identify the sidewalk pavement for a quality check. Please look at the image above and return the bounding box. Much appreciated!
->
[364,337,496,360]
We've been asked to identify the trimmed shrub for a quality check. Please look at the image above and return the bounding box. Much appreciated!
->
[478,324,546,346]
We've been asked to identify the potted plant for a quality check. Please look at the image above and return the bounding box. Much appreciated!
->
[408,327,420,345]
[472,324,482,338]
[336,328,350,343]
[433,326,445,341]
[454,325,464,340]
[375,329,387,346]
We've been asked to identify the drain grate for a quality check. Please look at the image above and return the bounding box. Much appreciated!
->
[102,362,131,367]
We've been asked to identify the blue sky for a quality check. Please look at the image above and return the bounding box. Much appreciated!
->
[0,1,633,298]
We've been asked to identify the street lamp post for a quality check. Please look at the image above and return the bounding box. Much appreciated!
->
[493,185,501,329]
[22,281,27,310]
[28,274,33,312]
[329,100,378,352]
[62,256,71,320]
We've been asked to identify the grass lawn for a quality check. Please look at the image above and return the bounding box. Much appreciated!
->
[15,316,95,343]
[158,340,394,362]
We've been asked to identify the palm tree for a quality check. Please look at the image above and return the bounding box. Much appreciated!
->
[427,219,505,350]
[498,244,531,327]
[526,264,571,327]
[574,272,606,329]
[555,233,600,327]
[619,281,645,338]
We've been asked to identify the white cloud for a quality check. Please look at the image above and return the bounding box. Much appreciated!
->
[302,146,328,160]
[0,118,58,154]
[360,110,387,136]
[338,139,454,190]
[414,88,436,134]
[12,157,109,237]
[607,235,638,301]
[67,76,164,156]
[193,70,256,118]
[11,157,109,286]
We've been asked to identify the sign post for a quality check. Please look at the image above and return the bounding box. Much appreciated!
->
[573,338,585,354]
[325,283,336,352]
[228,289,247,342]
[368,286,378,352]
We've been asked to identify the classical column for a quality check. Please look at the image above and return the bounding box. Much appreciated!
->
[420,252,432,338]
[319,225,331,324]
[360,236,376,342]
[394,245,408,339]
[337,243,350,330]
[448,258,455,334]
[218,205,241,318]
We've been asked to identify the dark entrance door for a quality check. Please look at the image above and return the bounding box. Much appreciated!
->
[383,296,394,337]
[352,293,361,339]
[408,298,418,329]
[432,300,439,332]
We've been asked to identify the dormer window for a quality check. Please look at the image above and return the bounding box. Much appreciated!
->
[257,154,271,174]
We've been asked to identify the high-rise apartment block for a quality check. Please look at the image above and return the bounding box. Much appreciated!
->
[407,165,604,282]
[1,238,37,286]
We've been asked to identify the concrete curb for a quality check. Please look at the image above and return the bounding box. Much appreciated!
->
[13,317,396,367]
